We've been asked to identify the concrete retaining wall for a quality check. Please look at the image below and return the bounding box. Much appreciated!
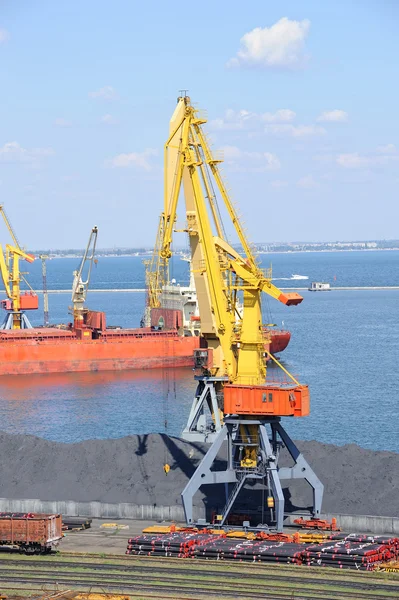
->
[0,497,202,522]
[1,497,398,534]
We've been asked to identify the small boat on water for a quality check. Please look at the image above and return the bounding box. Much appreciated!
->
[308,282,331,291]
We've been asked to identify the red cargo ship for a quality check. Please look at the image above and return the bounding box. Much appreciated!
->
[0,257,290,377]
[0,305,290,376]
[0,320,200,376]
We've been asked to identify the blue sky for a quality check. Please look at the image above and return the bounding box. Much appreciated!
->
[0,0,398,248]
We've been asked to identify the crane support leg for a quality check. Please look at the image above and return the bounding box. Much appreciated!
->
[181,425,237,524]
[181,418,324,531]
[182,377,226,443]
[1,312,32,329]
[259,425,285,532]
[274,422,324,519]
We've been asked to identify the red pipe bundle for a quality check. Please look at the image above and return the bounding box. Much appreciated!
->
[194,539,304,563]
[302,541,394,570]
[125,532,399,570]
[126,533,218,558]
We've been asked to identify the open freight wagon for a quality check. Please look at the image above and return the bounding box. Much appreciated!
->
[0,512,62,554]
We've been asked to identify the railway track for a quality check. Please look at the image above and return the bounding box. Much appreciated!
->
[0,555,398,600]
[0,560,397,594]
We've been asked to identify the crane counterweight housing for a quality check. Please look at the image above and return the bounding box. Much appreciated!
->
[152,95,324,531]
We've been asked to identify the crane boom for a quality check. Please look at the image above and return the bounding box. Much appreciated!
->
[71,226,98,326]
[161,95,302,382]
[0,205,21,249]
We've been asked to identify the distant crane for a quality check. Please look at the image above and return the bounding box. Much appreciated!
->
[71,227,98,328]
[0,204,38,329]
[39,255,50,326]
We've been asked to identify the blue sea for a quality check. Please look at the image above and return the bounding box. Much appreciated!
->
[0,250,398,453]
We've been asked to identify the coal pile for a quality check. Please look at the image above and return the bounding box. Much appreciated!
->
[0,431,398,517]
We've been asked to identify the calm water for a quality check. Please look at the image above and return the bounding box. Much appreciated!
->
[0,251,398,452]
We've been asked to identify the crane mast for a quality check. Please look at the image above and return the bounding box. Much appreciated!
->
[0,204,38,329]
[160,96,323,530]
[71,227,98,328]
[40,255,50,326]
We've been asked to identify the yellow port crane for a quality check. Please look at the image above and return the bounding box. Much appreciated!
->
[157,95,323,530]
[0,204,38,329]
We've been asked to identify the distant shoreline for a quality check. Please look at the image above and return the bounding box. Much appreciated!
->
[25,286,399,293]
[32,248,399,259]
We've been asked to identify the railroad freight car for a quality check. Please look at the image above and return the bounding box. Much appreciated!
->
[0,512,62,554]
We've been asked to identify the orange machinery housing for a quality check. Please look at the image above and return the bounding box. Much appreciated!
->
[1,291,39,311]
[223,384,310,417]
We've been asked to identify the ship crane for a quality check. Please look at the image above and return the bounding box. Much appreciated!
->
[159,96,323,531]
[71,226,98,328]
[39,255,50,326]
[0,204,38,329]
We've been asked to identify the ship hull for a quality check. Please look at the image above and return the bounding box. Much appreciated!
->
[0,328,200,376]
[268,330,291,354]
[0,327,290,376]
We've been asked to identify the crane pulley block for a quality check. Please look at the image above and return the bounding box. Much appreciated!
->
[223,383,310,417]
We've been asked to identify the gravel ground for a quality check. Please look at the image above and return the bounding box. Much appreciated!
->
[0,431,397,516]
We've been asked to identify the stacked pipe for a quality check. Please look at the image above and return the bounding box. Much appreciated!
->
[302,540,395,570]
[62,517,92,531]
[125,530,399,570]
[126,532,217,558]
[193,539,304,564]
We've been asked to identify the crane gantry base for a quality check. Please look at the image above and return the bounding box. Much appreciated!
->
[0,312,33,330]
[181,417,324,532]
[181,376,228,443]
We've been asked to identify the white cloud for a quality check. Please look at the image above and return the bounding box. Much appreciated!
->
[220,145,281,171]
[61,174,79,182]
[0,142,55,166]
[89,86,119,101]
[271,180,288,188]
[317,110,348,123]
[336,153,370,169]
[109,148,157,170]
[261,109,296,123]
[336,151,399,169]
[221,145,243,160]
[101,114,119,125]
[0,29,10,43]
[228,17,310,69]
[210,107,296,131]
[376,143,396,154]
[54,118,72,127]
[210,109,257,131]
[265,124,326,137]
[297,175,318,188]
